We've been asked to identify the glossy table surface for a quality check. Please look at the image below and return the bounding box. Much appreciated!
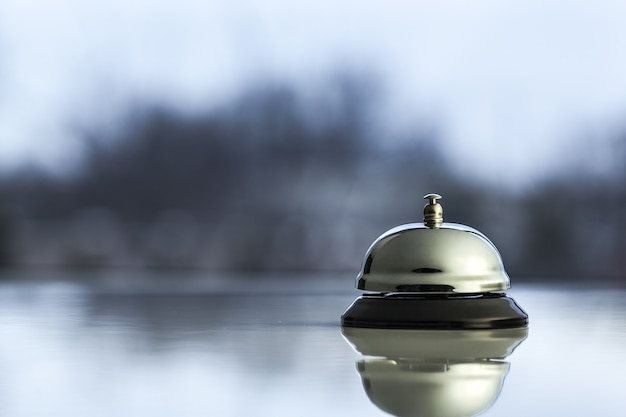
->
[0,270,625,417]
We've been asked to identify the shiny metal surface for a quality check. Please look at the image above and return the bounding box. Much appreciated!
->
[356,222,510,293]
[342,326,527,417]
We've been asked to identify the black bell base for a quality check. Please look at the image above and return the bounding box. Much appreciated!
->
[341,292,528,330]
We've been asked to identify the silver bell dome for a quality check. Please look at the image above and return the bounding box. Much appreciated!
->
[357,194,509,294]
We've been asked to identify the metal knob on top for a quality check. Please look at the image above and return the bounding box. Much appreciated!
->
[423,193,443,229]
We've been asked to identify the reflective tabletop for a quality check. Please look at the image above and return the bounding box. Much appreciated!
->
[0,270,625,416]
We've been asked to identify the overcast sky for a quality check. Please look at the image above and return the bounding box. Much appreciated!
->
[2,0,626,188]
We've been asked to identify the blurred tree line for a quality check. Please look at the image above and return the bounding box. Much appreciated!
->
[0,76,625,281]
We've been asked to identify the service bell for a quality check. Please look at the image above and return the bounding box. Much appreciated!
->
[341,193,528,329]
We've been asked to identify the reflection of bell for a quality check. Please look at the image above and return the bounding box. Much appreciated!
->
[342,327,528,417]
[357,361,509,417]
[341,193,528,329]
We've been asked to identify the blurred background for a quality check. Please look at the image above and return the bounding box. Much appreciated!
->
[1,0,626,281]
